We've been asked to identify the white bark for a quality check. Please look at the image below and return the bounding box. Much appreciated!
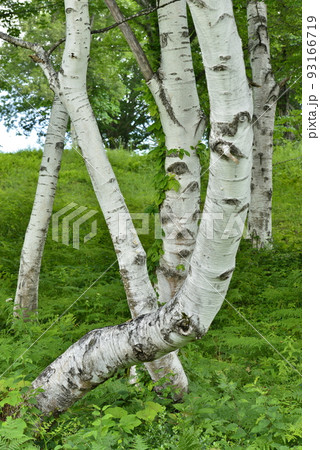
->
[246,0,279,249]
[55,0,188,394]
[184,0,253,315]
[144,0,206,391]
[105,0,205,301]
[104,0,206,392]
[31,0,253,415]
[55,0,155,316]
[149,0,205,302]
[14,96,68,319]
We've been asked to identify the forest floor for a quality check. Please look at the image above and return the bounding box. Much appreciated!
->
[0,142,301,449]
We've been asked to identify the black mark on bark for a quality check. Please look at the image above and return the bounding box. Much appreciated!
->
[167,161,189,175]
[238,203,250,213]
[223,198,241,206]
[134,253,146,265]
[218,267,235,280]
[216,112,251,137]
[160,32,173,48]
[183,181,199,192]
[212,140,246,160]
[210,64,227,71]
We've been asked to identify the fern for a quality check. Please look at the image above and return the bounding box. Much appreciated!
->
[176,427,202,450]
[132,434,149,450]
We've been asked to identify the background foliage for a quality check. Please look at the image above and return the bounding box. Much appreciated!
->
[0,0,302,148]
[0,142,301,448]
[0,0,302,447]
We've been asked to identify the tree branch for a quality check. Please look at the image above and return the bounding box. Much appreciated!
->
[0,30,41,52]
[96,0,179,35]
[0,31,58,90]
[103,0,154,81]
[48,0,179,65]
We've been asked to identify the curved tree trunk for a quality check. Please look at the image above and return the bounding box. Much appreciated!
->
[246,0,279,249]
[31,0,253,415]
[14,96,68,319]
[104,0,206,393]
[48,0,188,395]
[144,0,206,391]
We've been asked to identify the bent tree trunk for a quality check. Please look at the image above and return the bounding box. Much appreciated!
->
[104,0,206,392]
[146,0,205,390]
[246,0,279,249]
[14,96,68,319]
[0,2,187,393]
[45,0,187,394]
[31,0,253,415]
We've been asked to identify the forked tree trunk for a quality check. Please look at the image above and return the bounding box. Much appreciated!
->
[13,96,68,319]
[105,0,205,299]
[104,0,206,391]
[246,0,279,249]
[30,0,253,415]
[145,0,205,389]
[44,0,188,394]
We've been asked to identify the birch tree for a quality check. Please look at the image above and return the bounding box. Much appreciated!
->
[1,0,189,394]
[104,0,205,392]
[13,97,68,319]
[246,0,279,248]
[104,0,205,301]
[0,0,253,415]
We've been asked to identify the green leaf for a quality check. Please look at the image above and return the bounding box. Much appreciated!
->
[167,178,180,192]
[0,390,21,407]
[251,418,270,433]
[136,402,164,422]
[231,427,247,439]
[107,406,128,419]
[119,414,141,433]
[0,417,33,443]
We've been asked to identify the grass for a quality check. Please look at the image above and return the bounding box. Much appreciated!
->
[0,143,301,449]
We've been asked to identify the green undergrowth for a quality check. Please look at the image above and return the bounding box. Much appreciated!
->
[0,143,301,448]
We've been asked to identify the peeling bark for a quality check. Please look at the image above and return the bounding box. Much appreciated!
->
[246,1,280,249]
[14,96,68,319]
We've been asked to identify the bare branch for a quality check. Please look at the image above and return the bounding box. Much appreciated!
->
[47,38,65,56]
[94,0,179,35]
[103,0,154,81]
[0,30,40,52]
[47,0,179,63]
[0,31,58,90]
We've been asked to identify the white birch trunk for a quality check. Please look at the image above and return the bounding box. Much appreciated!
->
[52,0,188,394]
[104,0,206,392]
[104,0,205,300]
[246,0,279,249]
[144,0,205,390]
[32,0,253,415]
[56,0,155,316]
[149,0,205,302]
[14,96,68,319]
